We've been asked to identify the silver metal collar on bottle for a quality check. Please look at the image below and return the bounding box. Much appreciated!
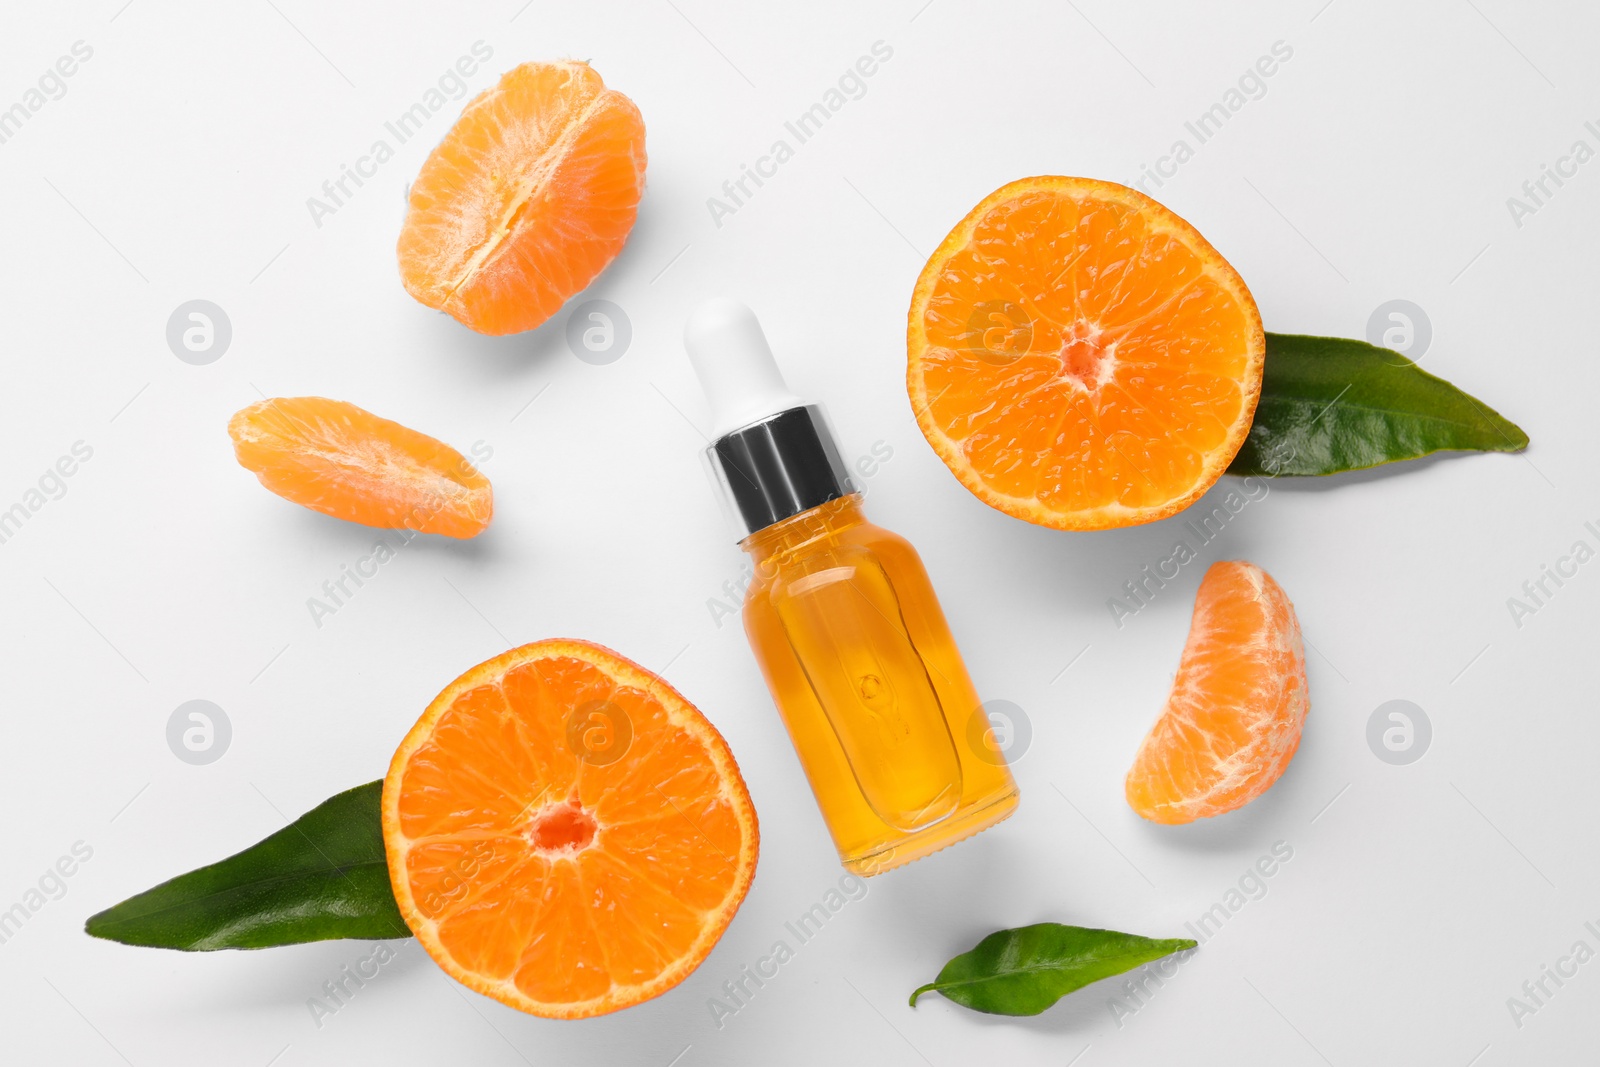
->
[705,404,857,540]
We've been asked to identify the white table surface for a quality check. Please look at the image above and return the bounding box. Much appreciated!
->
[2,1,1596,1063]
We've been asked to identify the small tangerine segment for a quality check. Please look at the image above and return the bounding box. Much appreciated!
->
[1125,561,1309,824]
[228,396,491,539]
[382,639,758,1019]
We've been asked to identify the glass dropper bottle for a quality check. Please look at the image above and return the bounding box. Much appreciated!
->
[684,298,1018,876]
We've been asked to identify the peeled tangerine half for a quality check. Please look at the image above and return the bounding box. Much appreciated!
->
[398,60,646,336]
[382,640,758,1018]
[1125,561,1308,824]
[228,397,492,538]
[908,176,1266,530]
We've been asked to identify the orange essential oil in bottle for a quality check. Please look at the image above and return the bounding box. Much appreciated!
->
[685,299,1018,875]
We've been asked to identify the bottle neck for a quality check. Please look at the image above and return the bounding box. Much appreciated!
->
[741,494,866,564]
[707,405,856,540]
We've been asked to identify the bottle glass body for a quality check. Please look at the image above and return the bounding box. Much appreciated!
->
[740,495,1018,875]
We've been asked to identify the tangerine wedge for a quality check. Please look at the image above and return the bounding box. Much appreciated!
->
[908,177,1265,530]
[382,640,758,1019]
[398,60,646,336]
[1125,561,1308,824]
[228,397,491,538]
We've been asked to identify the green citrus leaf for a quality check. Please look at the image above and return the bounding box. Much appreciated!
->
[1228,333,1529,477]
[85,781,409,951]
[909,923,1196,1016]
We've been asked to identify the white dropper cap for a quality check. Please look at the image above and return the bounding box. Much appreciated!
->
[682,298,855,538]
[683,298,804,437]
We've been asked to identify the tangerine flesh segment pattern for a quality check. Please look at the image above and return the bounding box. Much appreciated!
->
[398,651,744,1003]
[406,835,540,922]
[918,187,1252,512]
[576,683,744,909]
[431,852,551,978]
[509,860,613,1003]
[573,847,707,984]
[1086,230,1204,329]
[397,680,559,831]
[1036,400,1102,510]
[1065,197,1154,326]
[970,192,1083,343]
[1089,273,1251,467]
[597,780,743,913]
[921,243,1034,356]
[1091,380,1206,507]
[1115,275,1253,381]
[960,385,1083,500]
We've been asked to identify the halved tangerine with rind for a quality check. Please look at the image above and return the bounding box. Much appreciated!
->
[908,177,1265,530]
[382,639,758,1018]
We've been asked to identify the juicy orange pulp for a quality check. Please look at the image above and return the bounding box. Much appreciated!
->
[1125,561,1308,824]
[382,640,758,1018]
[908,176,1265,530]
[228,396,491,539]
[398,60,646,336]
